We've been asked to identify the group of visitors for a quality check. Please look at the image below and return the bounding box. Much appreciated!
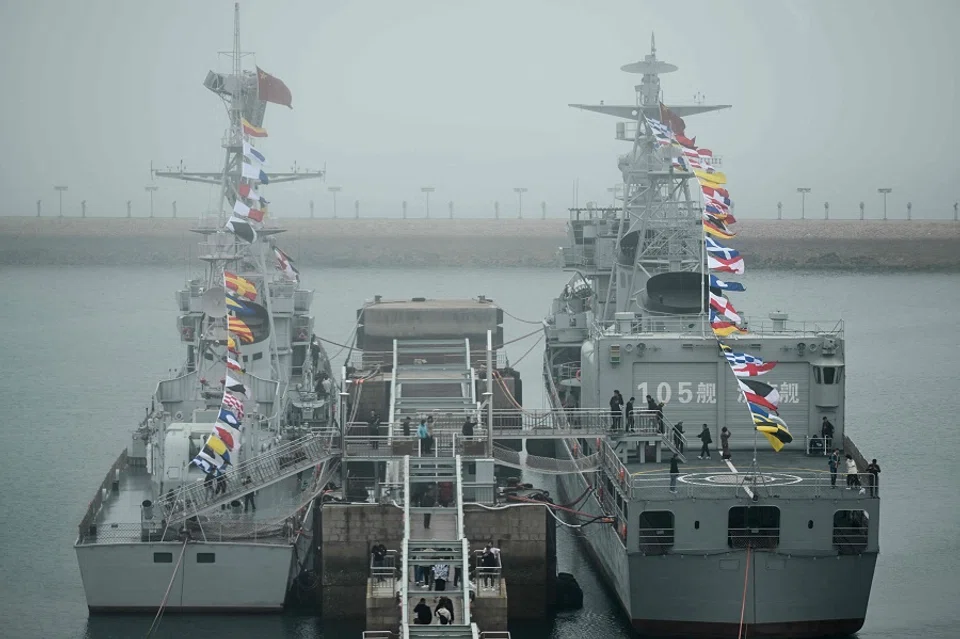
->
[607,390,667,433]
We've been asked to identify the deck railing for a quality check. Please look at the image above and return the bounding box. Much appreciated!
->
[630,471,879,501]
[77,449,129,540]
[76,519,294,546]
[728,527,780,549]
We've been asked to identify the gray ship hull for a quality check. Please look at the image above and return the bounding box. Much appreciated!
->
[76,541,295,612]
[554,453,874,638]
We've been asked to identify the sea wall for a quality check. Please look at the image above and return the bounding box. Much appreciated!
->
[2,217,959,270]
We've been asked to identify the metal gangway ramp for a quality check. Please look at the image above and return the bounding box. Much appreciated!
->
[160,432,340,525]
[400,454,478,639]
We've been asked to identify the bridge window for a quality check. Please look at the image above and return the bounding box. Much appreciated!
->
[153,552,172,563]
[728,506,780,549]
[814,366,843,385]
[197,553,216,564]
[638,511,675,555]
[833,510,868,554]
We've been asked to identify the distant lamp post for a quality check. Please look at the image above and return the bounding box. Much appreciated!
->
[514,187,528,218]
[328,186,341,218]
[777,201,782,220]
[402,200,408,219]
[877,188,892,221]
[859,201,865,220]
[354,199,360,219]
[36,199,41,218]
[824,202,829,220]
[145,185,158,218]
[541,201,546,219]
[448,200,454,219]
[81,200,87,218]
[494,201,500,220]
[172,201,177,218]
[309,200,315,219]
[54,185,68,218]
[954,202,958,221]
[126,200,132,218]
[421,186,435,219]
[907,201,912,221]
[796,187,811,220]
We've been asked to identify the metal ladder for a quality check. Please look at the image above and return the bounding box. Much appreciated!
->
[400,454,476,639]
[161,432,339,524]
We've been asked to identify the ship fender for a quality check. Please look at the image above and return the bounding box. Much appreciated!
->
[555,572,584,610]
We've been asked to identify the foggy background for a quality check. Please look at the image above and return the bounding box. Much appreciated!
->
[1,0,957,220]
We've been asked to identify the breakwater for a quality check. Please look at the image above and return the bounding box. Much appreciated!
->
[2,217,959,270]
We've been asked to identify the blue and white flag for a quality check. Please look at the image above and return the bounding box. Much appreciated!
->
[242,141,267,165]
[710,274,746,292]
[242,162,269,184]
[218,408,241,429]
[705,236,739,259]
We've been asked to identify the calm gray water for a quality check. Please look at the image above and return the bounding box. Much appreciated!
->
[1,266,958,639]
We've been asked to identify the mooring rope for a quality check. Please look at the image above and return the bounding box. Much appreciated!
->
[146,536,189,637]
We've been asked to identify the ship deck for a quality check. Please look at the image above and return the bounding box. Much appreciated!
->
[622,447,876,502]
[80,465,306,545]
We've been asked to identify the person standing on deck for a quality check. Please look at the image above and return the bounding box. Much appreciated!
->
[829,449,840,488]
[625,397,635,432]
[669,453,681,493]
[421,484,436,529]
[462,416,475,438]
[417,419,431,455]
[720,427,731,460]
[866,458,881,497]
[432,563,449,591]
[609,390,624,430]
[413,598,432,625]
[697,424,713,459]
[242,475,256,512]
[402,416,412,437]
[845,454,864,493]
[673,421,685,453]
[821,416,835,450]
[367,410,381,450]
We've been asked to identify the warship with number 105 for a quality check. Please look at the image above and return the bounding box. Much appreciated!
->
[542,37,879,637]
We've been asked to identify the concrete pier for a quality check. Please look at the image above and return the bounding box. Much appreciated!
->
[317,501,554,628]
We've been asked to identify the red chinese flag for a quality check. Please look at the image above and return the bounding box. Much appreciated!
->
[659,102,686,136]
[257,66,293,109]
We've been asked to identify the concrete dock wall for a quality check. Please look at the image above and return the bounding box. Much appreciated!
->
[3,217,959,270]
[318,502,555,623]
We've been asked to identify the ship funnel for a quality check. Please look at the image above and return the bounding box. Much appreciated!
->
[769,311,788,332]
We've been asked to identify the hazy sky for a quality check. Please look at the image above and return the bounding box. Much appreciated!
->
[2,0,958,220]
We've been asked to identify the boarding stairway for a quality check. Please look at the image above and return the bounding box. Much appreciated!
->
[161,432,340,525]
[400,454,477,639]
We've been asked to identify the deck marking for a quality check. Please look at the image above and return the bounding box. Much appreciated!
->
[723,459,755,499]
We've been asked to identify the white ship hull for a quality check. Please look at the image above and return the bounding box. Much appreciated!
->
[76,541,295,612]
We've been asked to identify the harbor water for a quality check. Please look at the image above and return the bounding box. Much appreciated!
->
[0,265,957,638]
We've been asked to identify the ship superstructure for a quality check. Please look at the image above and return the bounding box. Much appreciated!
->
[543,36,879,637]
[74,4,339,613]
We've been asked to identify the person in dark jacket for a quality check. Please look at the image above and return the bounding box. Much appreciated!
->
[462,416,475,437]
[673,421,685,453]
[402,416,412,437]
[866,458,881,497]
[669,453,681,493]
[420,484,436,529]
[367,410,381,450]
[413,598,432,624]
[720,426,731,460]
[828,449,840,488]
[609,390,624,430]
[821,416,835,449]
[697,424,712,459]
[625,397,635,432]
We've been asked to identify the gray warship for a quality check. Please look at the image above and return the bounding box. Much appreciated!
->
[74,4,339,612]
[542,37,879,637]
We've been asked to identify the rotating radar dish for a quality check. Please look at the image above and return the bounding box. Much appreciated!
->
[202,286,227,317]
[621,59,678,75]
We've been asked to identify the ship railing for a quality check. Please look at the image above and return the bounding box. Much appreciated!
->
[159,433,338,522]
[728,527,780,549]
[472,549,503,597]
[348,349,507,370]
[833,526,869,554]
[77,519,294,546]
[369,549,399,595]
[630,471,879,501]
[461,482,497,505]
[77,449,129,541]
[637,531,676,556]
[489,407,657,436]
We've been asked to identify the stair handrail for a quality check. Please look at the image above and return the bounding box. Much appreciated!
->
[401,454,411,638]
[161,432,336,522]
[455,455,471,626]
